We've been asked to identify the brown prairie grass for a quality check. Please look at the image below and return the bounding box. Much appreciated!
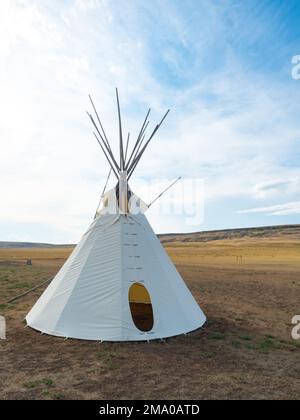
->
[0,232,300,400]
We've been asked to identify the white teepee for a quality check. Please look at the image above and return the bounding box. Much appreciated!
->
[26,90,206,341]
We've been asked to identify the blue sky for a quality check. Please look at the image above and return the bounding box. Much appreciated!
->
[0,0,300,243]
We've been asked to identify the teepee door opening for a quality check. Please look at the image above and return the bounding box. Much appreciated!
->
[129,283,154,332]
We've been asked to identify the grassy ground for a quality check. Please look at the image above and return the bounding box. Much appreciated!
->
[0,234,300,400]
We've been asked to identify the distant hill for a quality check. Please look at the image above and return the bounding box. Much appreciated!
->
[1,225,299,248]
[159,224,300,243]
[0,241,75,249]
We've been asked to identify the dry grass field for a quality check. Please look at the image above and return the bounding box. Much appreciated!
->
[0,225,299,400]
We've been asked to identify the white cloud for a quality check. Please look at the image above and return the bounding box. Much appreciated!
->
[252,177,300,199]
[0,0,299,241]
[238,202,300,216]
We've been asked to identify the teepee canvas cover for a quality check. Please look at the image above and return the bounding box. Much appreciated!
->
[26,91,206,341]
